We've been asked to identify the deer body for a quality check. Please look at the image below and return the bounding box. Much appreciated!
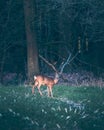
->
[32,73,59,97]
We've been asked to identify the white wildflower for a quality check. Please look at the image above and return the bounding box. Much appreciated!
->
[4,97,6,100]
[81,111,85,115]
[101,111,104,114]
[87,100,91,103]
[51,107,56,111]
[61,115,64,118]
[43,123,46,128]
[66,116,70,120]
[8,108,13,112]
[73,121,77,126]
[57,106,61,111]
[94,109,99,113]
[69,106,72,111]
[23,116,30,120]
[31,120,34,124]
[65,108,68,113]
[81,114,88,119]
[16,113,20,116]
[42,109,44,113]
[14,99,16,103]
[12,90,15,94]
[44,111,47,114]
[42,109,47,114]
[74,108,77,113]
[56,123,61,129]
[25,93,29,98]
[35,121,39,126]
[0,113,2,117]
[13,111,16,115]
[8,108,16,116]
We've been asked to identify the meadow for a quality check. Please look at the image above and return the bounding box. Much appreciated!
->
[0,85,104,130]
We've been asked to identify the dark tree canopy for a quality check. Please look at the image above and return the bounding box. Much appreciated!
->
[0,0,104,84]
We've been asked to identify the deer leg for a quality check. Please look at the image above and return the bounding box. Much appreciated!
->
[32,85,35,94]
[32,81,38,94]
[47,87,50,97]
[50,87,53,97]
[32,85,37,94]
[47,87,53,97]
[37,86,43,96]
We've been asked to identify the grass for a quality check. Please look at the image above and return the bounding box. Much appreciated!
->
[0,85,104,130]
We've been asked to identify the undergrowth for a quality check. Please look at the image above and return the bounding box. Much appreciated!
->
[0,85,104,130]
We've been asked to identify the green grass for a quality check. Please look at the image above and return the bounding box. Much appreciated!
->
[0,85,104,130]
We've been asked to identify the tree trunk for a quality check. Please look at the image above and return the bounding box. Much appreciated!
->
[23,0,39,82]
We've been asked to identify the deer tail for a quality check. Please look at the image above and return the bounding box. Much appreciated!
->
[34,75,37,80]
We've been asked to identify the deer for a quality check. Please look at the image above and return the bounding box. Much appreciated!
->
[32,73,59,97]
[31,53,74,97]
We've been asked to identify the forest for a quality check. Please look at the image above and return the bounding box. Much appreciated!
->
[0,0,104,84]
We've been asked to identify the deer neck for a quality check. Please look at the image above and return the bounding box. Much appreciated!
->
[54,73,59,84]
[54,78,58,84]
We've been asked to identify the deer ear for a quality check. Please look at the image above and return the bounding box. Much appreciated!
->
[55,73,59,79]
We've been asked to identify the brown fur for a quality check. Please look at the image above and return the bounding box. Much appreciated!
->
[32,74,59,97]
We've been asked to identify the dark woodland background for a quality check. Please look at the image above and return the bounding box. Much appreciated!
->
[0,0,104,85]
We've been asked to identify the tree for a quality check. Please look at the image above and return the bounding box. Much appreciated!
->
[23,0,39,82]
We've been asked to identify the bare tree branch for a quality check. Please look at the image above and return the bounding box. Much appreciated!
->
[39,50,79,76]
[59,53,71,75]
[59,51,79,73]
[39,54,58,73]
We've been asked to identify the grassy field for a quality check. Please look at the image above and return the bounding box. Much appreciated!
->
[0,85,104,130]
